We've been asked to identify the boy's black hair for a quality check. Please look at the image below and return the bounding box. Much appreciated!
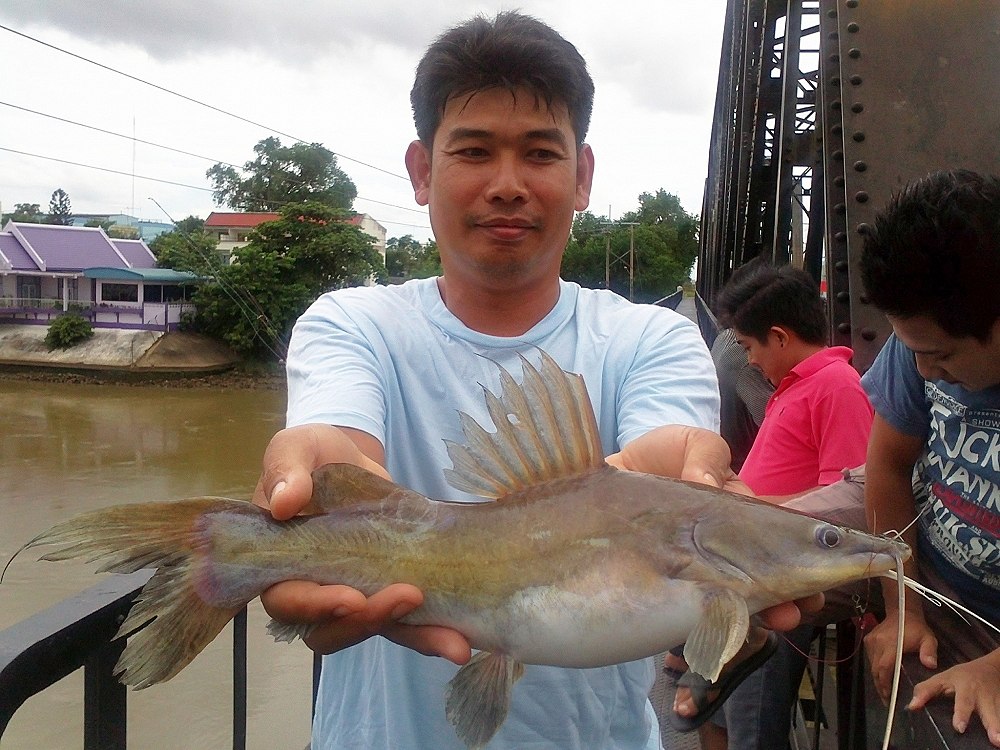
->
[861,169,1000,341]
[716,262,827,345]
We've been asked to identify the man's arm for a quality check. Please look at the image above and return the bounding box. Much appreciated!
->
[252,423,472,665]
[863,413,939,701]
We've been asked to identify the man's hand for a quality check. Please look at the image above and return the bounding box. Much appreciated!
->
[260,580,471,665]
[606,424,751,495]
[253,423,471,665]
[864,612,938,703]
[907,648,1000,747]
[252,423,388,520]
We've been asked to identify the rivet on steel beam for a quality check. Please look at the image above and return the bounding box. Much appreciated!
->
[848,48,862,59]
[854,160,868,172]
[835,203,847,215]
[855,191,870,203]
[831,99,842,110]
[852,131,866,142]
[834,176,846,187]
[857,223,872,235]
[832,150,844,161]
[851,102,864,113]
[830,53,841,63]
[827,9,837,18]
[828,31,839,41]
[859,293,870,304]
[850,75,863,85]
[861,328,878,342]
[831,124,843,135]
[835,260,849,273]
[836,291,851,304]
[834,231,847,241]
[830,76,841,87]
[846,0,859,7]
[838,322,852,335]
[847,22,860,33]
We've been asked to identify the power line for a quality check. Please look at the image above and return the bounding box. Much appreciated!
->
[0,100,428,218]
[0,22,410,182]
[0,145,430,228]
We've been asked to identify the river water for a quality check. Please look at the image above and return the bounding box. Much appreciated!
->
[0,379,315,749]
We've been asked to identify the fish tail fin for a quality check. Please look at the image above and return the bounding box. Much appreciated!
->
[28,497,252,688]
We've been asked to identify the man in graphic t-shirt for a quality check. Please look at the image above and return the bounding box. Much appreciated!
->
[860,169,1000,746]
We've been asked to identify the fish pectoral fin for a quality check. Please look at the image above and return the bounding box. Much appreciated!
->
[266,619,316,644]
[306,464,403,514]
[445,651,525,749]
[684,588,750,684]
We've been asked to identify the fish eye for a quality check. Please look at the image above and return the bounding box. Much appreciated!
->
[815,525,842,549]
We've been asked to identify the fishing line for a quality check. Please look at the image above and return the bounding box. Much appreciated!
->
[880,552,906,750]
[882,571,1000,637]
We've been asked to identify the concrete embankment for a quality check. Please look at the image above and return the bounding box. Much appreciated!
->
[0,325,239,373]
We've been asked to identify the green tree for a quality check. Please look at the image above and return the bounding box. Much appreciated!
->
[561,191,699,302]
[174,215,205,235]
[206,137,357,212]
[150,229,220,275]
[385,235,441,280]
[2,203,43,224]
[84,218,115,231]
[47,189,73,225]
[190,202,385,358]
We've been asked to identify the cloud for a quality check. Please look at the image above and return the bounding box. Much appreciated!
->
[1,1,462,63]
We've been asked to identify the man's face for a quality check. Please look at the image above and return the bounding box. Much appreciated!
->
[735,328,790,387]
[889,314,1000,391]
[405,87,594,293]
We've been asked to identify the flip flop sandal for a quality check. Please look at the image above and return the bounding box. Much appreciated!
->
[667,630,779,732]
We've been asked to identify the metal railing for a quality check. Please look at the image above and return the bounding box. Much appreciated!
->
[0,572,250,750]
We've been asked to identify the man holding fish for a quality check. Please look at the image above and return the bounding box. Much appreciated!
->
[252,10,820,750]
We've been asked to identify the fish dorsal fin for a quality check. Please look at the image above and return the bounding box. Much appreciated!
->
[684,587,750,683]
[305,463,402,514]
[443,351,605,499]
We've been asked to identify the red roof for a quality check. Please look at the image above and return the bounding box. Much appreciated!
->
[204,212,280,228]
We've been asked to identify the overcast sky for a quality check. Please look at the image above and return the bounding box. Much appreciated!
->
[0,1,726,243]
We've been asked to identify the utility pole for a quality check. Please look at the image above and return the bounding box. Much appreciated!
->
[601,220,640,299]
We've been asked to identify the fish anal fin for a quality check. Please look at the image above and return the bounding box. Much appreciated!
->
[116,566,242,688]
[445,651,525,749]
[306,463,403,513]
[444,351,606,500]
[684,588,750,683]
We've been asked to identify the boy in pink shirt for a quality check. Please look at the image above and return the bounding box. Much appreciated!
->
[672,263,873,749]
[721,263,873,499]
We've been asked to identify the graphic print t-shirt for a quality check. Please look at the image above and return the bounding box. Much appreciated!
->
[863,335,1000,623]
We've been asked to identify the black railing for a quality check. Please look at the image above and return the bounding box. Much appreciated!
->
[0,571,250,750]
[652,289,684,310]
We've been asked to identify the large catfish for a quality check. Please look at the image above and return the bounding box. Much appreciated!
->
[15,352,909,748]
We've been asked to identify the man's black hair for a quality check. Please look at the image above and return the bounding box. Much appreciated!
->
[861,169,1000,341]
[410,11,594,146]
[716,262,827,345]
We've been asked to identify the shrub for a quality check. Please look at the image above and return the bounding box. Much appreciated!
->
[45,313,94,350]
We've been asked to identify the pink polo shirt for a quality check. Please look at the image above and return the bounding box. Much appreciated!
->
[739,346,873,496]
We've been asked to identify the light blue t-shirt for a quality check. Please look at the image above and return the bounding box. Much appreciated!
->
[286,277,720,750]
[862,334,1000,622]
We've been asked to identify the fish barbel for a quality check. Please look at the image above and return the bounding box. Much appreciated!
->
[17,351,910,748]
